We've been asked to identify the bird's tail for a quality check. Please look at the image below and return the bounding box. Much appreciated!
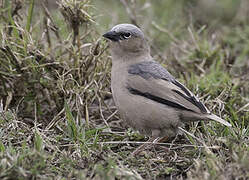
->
[206,114,231,127]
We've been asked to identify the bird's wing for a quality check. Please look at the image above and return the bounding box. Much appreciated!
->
[127,61,210,114]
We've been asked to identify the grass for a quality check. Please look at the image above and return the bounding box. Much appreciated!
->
[0,0,249,179]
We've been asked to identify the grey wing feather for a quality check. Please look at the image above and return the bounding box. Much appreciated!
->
[127,61,210,114]
[128,61,175,81]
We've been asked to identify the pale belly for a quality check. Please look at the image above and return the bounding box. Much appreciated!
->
[111,77,181,138]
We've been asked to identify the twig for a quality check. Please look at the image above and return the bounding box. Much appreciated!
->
[45,107,65,130]
[179,127,213,154]
[87,141,221,150]
[188,26,200,51]
[178,127,205,145]
[42,2,62,43]
[236,102,249,113]
[152,21,180,44]
[119,0,138,26]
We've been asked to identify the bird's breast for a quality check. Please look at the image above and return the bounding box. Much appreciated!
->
[111,64,129,106]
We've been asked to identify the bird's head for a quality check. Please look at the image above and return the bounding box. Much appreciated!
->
[103,24,149,58]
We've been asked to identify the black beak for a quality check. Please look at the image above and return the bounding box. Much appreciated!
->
[103,31,120,42]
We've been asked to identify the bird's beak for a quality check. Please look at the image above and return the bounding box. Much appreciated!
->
[103,31,120,42]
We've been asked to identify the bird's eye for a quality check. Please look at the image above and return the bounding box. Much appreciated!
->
[121,32,131,39]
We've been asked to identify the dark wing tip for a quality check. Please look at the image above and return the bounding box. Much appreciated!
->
[172,80,210,114]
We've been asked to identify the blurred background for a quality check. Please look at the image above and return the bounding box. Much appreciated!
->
[0,0,248,179]
[35,0,249,69]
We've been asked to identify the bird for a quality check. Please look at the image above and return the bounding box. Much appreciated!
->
[102,24,231,156]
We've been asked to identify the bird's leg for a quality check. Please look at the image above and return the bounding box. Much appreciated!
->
[158,136,168,143]
[155,136,169,152]
[131,136,160,156]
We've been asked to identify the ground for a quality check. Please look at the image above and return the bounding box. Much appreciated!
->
[0,0,248,179]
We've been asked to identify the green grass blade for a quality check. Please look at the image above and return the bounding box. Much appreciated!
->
[65,102,78,141]
[34,132,43,152]
[6,0,19,38]
[23,0,35,55]
[26,0,35,32]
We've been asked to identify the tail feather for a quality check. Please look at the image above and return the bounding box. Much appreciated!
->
[206,114,232,127]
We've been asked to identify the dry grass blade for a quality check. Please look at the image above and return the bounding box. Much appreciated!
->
[59,0,94,45]
[0,1,248,179]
